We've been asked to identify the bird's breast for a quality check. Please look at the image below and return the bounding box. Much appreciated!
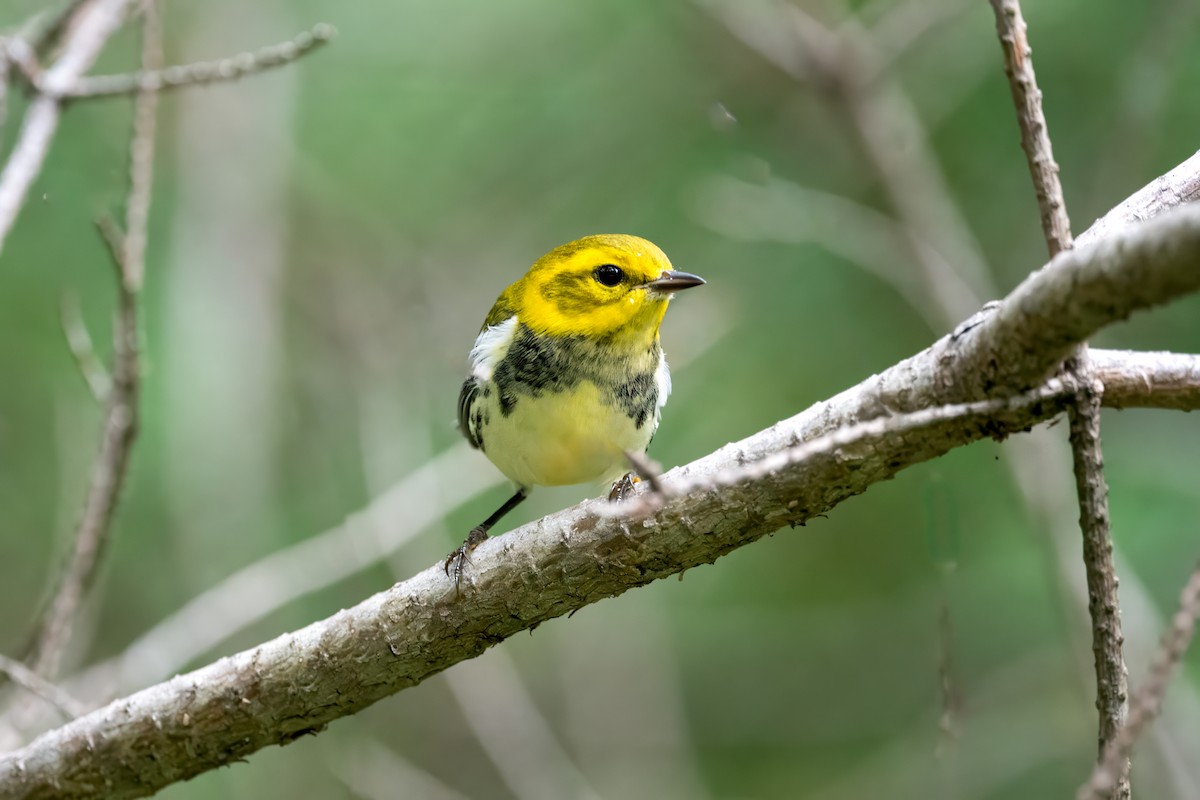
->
[470,325,669,488]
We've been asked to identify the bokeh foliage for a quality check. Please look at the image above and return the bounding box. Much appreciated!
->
[2,0,1200,798]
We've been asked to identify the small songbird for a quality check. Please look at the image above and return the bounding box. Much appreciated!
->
[447,234,704,582]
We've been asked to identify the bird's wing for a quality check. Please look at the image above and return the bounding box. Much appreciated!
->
[458,314,519,450]
[457,377,482,449]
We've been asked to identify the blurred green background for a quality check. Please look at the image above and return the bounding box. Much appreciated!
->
[2,0,1200,798]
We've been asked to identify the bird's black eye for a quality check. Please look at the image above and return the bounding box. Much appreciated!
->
[593,264,625,287]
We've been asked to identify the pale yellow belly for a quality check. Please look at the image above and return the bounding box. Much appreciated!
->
[480,381,654,488]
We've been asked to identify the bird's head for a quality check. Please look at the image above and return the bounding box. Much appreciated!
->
[513,234,704,342]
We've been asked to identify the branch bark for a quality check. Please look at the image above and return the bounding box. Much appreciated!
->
[1079,563,1200,800]
[987,6,1129,796]
[2,196,1200,798]
[1091,350,1200,411]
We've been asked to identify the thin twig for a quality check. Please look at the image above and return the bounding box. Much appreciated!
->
[25,0,161,681]
[1067,372,1129,787]
[989,0,1072,257]
[607,382,1077,520]
[0,654,85,721]
[625,449,665,495]
[988,4,1129,795]
[61,23,335,100]
[1079,563,1200,800]
[119,0,161,291]
[0,0,135,260]
[59,291,112,402]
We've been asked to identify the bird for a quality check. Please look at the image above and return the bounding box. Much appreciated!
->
[446,233,704,585]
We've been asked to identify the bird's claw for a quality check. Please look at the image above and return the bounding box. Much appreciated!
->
[444,526,490,593]
[608,472,640,502]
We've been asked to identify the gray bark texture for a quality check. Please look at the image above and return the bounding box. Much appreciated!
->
[1,191,1199,797]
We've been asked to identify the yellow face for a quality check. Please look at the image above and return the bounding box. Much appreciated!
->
[516,234,698,341]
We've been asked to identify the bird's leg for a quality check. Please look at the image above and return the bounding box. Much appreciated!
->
[444,487,528,591]
[607,472,640,502]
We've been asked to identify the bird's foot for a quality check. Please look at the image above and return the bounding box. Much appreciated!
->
[444,525,490,593]
[608,472,641,502]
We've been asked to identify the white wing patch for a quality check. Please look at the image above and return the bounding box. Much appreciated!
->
[654,349,671,418]
[469,316,518,381]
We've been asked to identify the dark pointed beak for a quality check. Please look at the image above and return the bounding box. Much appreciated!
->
[645,270,705,293]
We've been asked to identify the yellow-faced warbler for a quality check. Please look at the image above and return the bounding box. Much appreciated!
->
[447,234,704,582]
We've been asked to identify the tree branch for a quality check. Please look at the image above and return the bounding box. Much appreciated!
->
[987,7,1129,796]
[1079,563,1200,800]
[0,0,135,259]
[46,347,1195,715]
[2,194,1200,797]
[0,656,85,722]
[1091,350,1200,411]
[24,0,160,683]
[1078,149,1200,247]
[58,23,335,100]
[988,0,1072,257]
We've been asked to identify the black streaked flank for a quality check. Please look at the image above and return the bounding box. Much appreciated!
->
[459,322,662,436]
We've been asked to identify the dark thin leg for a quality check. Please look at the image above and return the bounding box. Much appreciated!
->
[444,488,528,591]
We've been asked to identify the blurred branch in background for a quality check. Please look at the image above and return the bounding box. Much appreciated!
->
[0,0,333,742]
[693,1,1200,793]
[697,0,995,322]
[0,655,84,722]
[58,290,112,402]
[985,3,1129,797]
[331,739,474,800]
[3,180,1200,794]
[0,0,133,257]
[1081,563,1200,800]
[22,0,160,688]
[70,442,500,699]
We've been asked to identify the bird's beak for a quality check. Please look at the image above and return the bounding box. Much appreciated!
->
[645,270,705,294]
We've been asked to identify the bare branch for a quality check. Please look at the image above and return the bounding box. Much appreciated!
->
[1067,372,1129,790]
[0,654,85,721]
[987,7,1128,795]
[1079,564,1200,800]
[3,195,1200,797]
[0,0,135,260]
[25,0,161,682]
[988,0,1073,256]
[62,23,335,100]
[607,384,1075,521]
[59,291,112,402]
[1078,149,1200,247]
[118,0,162,291]
[1091,350,1200,411]
[40,346,1194,718]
